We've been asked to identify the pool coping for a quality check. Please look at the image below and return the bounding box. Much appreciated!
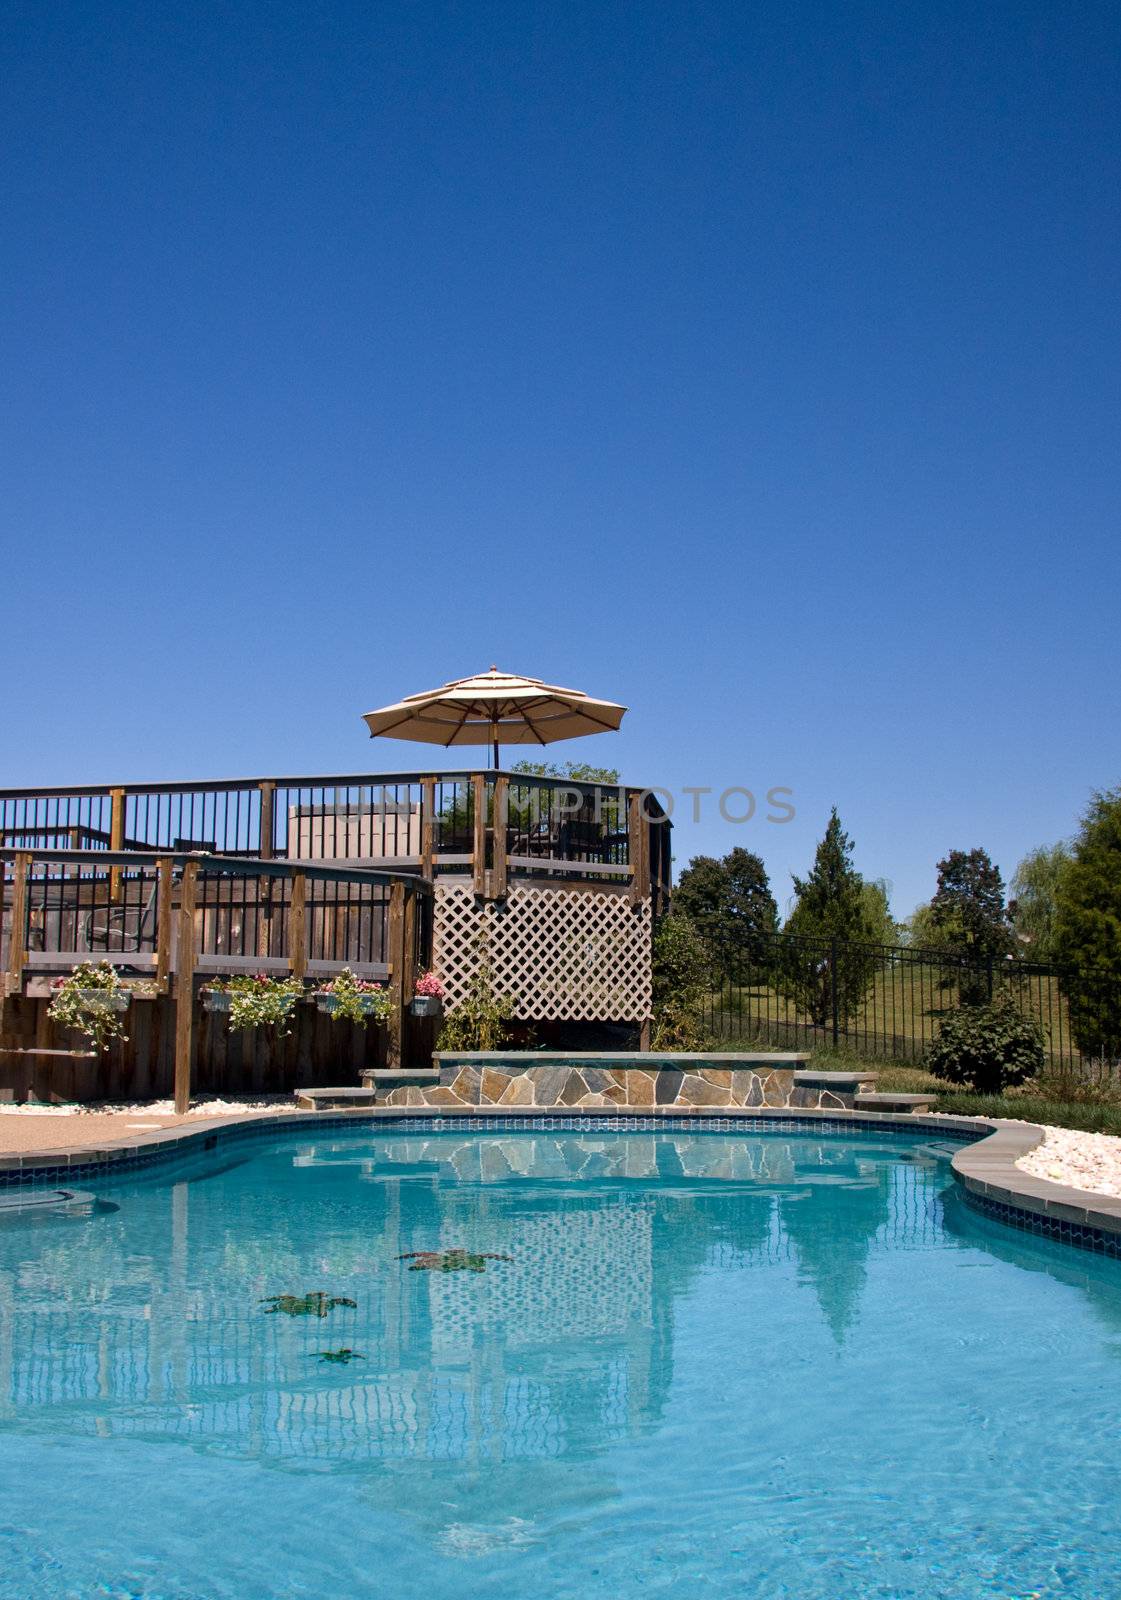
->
[4,1103,1121,1256]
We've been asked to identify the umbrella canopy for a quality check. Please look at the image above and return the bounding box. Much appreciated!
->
[362,668,627,765]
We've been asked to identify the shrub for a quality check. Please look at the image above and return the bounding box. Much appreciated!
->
[926,992,1044,1094]
[437,948,515,1051]
[651,914,709,1051]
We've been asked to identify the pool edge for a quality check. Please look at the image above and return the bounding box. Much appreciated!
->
[6,1103,1121,1258]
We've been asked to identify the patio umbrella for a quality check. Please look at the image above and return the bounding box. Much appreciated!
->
[362,668,626,767]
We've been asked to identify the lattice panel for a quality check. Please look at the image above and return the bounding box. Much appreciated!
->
[434,883,651,1022]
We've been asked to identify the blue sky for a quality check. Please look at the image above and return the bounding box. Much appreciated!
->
[3,0,1118,917]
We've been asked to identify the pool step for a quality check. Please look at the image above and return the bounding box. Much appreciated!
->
[854,1092,936,1114]
[295,1086,380,1111]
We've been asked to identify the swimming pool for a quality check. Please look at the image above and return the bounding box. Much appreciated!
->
[0,1121,1118,1598]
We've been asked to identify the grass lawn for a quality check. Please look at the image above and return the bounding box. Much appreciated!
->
[832,1055,1121,1136]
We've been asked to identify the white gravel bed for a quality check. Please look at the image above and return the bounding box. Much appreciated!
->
[0,1096,292,1117]
[1017,1125,1121,1200]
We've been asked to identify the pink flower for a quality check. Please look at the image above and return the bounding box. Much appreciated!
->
[414,971,445,999]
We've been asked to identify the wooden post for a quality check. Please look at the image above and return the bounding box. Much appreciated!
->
[256,784,278,960]
[491,775,508,900]
[109,788,126,902]
[472,774,487,897]
[155,857,173,991]
[628,793,651,907]
[7,852,29,988]
[420,777,436,878]
[259,782,276,860]
[386,880,405,1069]
[173,860,199,1116]
[289,870,307,982]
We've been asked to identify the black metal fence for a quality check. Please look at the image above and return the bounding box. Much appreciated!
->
[697,928,1112,1077]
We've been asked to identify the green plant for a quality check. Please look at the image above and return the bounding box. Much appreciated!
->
[436,945,516,1050]
[779,809,884,1027]
[315,968,393,1026]
[1052,788,1121,1061]
[651,913,709,1050]
[926,992,1045,1094]
[673,847,778,979]
[225,973,305,1037]
[47,961,129,1053]
[1010,842,1073,961]
[929,847,1013,1002]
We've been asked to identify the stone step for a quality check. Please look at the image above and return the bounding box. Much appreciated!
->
[854,1092,936,1114]
[793,1070,878,1089]
[360,1069,440,1085]
[295,1086,379,1110]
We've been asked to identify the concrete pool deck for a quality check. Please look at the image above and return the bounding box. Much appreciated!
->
[3,1100,1121,1258]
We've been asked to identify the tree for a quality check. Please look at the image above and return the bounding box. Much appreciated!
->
[930,847,1013,1002]
[780,809,883,1028]
[1009,842,1072,961]
[510,759,620,784]
[1052,788,1121,1060]
[673,848,778,978]
[650,914,710,1050]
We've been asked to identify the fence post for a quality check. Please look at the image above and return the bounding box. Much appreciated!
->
[173,859,199,1115]
[628,793,651,907]
[259,782,275,860]
[6,852,29,990]
[289,870,307,982]
[491,775,508,900]
[420,777,436,878]
[387,880,405,1068]
[472,775,487,897]
[830,937,840,1048]
[155,857,173,991]
[109,788,126,902]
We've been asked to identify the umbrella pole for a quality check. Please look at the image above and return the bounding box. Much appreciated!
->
[492,713,499,769]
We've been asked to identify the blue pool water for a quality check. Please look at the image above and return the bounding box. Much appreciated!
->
[0,1124,1119,1598]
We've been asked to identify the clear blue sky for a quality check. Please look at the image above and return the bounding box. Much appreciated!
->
[3,0,1118,918]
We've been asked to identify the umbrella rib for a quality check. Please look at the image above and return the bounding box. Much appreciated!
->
[442,703,475,747]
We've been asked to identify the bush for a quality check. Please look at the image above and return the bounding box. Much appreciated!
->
[926,992,1044,1094]
[651,914,709,1051]
[437,945,515,1051]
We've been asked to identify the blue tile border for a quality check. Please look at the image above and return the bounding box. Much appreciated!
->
[961,1186,1121,1258]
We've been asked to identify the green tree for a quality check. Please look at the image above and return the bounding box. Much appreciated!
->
[1052,788,1121,1060]
[1009,842,1072,961]
[673,847,778,977]
[930,847,1012,1002]
[509,760,620,784]
[780,809,883,1028]
[650,914,709,1050]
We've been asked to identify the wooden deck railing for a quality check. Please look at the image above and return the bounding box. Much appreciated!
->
[0,769,672,904]
[0,848,433,1106]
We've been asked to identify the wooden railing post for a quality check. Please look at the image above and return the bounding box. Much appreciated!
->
[259,781,275,860]
[387,880,406,1068]
[155,857,173,991]
[109,788,126,902]
[173,859,199,1115]
[7,852,29,989]
[628,792,651,907]
[472,774,487,897]
[289,870,307,982]
[491,775,508,899]
[420,777,436,878]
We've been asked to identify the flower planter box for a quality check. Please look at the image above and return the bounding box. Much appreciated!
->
[315,993,386,1019]
[74,990,130,1013]
[409,996,443,1019]
[202,990,232,1014]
